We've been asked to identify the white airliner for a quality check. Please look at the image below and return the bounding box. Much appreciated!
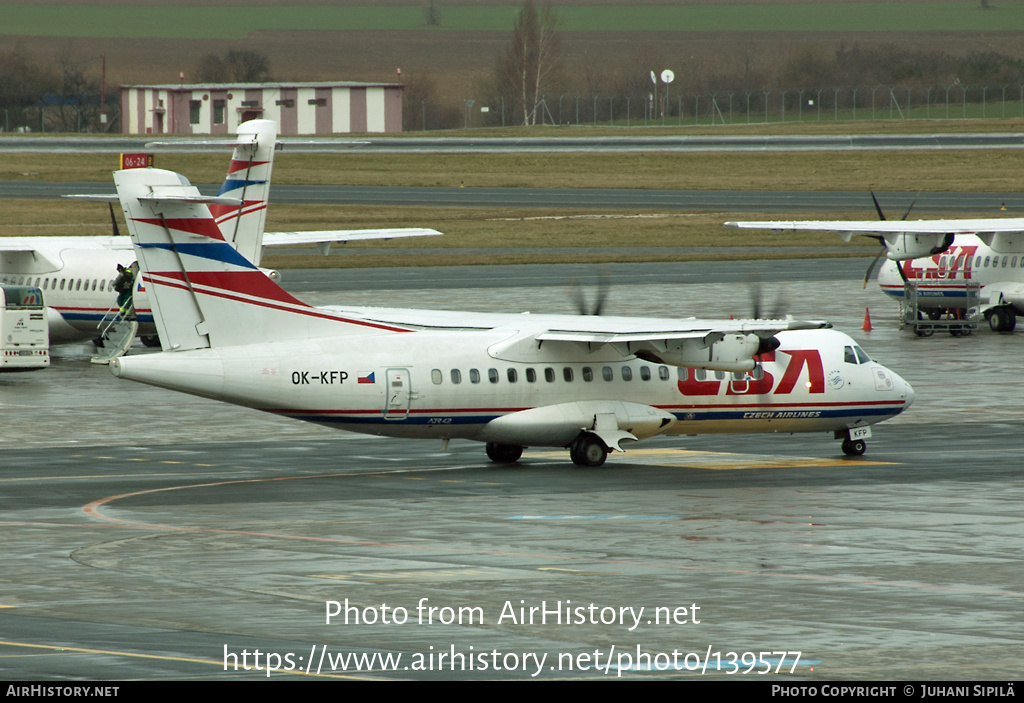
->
[725,217,1024,332]
[106,166,914,464]
[0,120,438,343]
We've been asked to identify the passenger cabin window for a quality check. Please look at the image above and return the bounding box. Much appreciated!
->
[659,366,669,380]
[469,368,480,384]
[488,368,499,384]
[450,369,462,384]
[507,368,517,383]
[640,366,651,381]
[621,366,632,381]
[431,369,442,385]
[544,367,555,382]
[582,367,593,382]
[602,366,613,381]
[563,367,573,382]
[526,368,536,383]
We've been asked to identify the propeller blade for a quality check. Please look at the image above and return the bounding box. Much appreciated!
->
[864,245,887,289]
[591,267,611,316]
[569,268,612,315]
[870,189,886,221]
[901,192,920,221]
[108,203,121,237]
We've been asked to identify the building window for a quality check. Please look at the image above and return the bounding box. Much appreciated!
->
[275,99,295,108]
[213,100,225,124]
[189,100,201,124]
[309,98,327,107]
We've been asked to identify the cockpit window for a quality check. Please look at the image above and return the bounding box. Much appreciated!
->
[844,345,872,364]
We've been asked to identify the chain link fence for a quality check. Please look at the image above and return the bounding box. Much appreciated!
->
[413,84,1024,131]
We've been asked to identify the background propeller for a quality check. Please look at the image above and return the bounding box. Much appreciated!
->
[569,267,612,315]
[863,189,918,287]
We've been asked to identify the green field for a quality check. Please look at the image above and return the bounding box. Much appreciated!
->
[4,3,1022,38]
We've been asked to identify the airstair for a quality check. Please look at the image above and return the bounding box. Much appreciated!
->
[899,279,981,337]
[90,307,139,364]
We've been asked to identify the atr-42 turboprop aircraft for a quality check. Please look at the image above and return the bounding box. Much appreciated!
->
[726,214,1024,333]
[0,119,438,342]
[107,166,913,464]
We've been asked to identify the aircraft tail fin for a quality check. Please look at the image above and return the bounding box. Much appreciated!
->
[114,167,409,351]
[212,119,277,266]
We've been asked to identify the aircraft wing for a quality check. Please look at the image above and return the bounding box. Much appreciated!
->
[536,317,826,343]
[262,228,442,255]
[0,236,132,270]
[536,317,830,373]
[725,218,1024,239]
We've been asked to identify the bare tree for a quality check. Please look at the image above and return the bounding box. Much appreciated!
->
[195,53,228,83]
[423,0,441,26]
[226,50,270,83]
[195,50,271,83]
[495,0,561,126]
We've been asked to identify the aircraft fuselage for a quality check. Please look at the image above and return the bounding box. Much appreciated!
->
[111,326,913,448]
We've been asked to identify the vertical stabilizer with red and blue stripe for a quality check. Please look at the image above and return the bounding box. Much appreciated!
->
[211,119,277,266]
[115,167,409,352]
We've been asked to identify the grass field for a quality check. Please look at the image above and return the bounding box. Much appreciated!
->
[4,3,1022,38]
[2,143,1019,268]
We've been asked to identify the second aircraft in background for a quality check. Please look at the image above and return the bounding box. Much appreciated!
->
[0,119,439,343]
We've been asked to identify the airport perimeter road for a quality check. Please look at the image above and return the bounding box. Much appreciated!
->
[3,179,1022,213]
[2,133,1022,154]
[1,269,1022,680]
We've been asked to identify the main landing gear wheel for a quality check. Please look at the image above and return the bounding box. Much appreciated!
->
[485,442,523,463]
[140,335,161,348]
[569,435,608,467]
[988,306,1017,333]
[841,438,866,456]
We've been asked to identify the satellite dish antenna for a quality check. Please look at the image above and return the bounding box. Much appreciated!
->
[661,69,675,84]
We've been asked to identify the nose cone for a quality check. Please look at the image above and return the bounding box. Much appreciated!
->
[893,369,915,412]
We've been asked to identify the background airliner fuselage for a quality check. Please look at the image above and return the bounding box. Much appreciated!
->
[0,239,151,342]
[877,235,1024,331]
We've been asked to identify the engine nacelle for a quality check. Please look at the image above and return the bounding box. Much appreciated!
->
[633,333,762,372]
[884,232,954,261]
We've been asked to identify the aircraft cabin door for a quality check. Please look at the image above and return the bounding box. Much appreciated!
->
[383,368,411,420]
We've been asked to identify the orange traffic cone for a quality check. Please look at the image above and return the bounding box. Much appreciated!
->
[862,307,873,332]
